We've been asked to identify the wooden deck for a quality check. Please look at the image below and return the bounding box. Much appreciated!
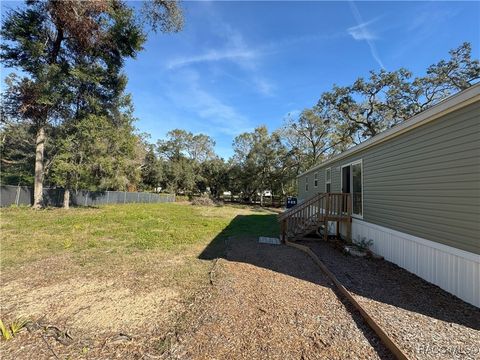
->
[278,193,352,242]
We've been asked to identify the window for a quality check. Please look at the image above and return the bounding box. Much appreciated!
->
[305,176,309,192]
[325,168,331,193]
[314,172,318,187]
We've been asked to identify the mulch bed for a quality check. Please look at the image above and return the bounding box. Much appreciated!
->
[170,237,394,359]
[302,239,480,360]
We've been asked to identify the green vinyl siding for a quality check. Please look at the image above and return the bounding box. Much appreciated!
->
[297,100,480,254]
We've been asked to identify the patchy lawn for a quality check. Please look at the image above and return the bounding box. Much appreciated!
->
[0,203,278,359]
[1,203,278,268]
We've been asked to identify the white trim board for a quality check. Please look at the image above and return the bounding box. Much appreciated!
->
[340,159,364,219]
[298,83,480,178]
[351,218,480,308]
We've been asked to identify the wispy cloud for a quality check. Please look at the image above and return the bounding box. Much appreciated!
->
[166,22,275,96]
[347,18,379,40]
[348,1,385,69]
[165,69,252,137]
[253,77,275,97]
[407,8,459,33]
[167,49,258,70]
[168,21,259,71]
[167,31,342,70]
[392,6,461,59]
[165,15,343,97]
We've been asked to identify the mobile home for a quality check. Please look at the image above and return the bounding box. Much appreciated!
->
[294,84,480,307]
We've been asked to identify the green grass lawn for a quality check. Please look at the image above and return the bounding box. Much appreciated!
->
[0,202,279,269]
[0,202,279,352]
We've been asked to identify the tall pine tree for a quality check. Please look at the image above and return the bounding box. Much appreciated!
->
[1,0,183,208]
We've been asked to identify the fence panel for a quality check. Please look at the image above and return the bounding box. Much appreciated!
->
[18,186,32,205]
[125,192,137,204]
[0,185,175,207]
[43,188,62,207]
[90,191,107,206]
[0,185,18,206]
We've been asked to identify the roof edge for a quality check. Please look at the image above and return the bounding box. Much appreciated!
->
[297,83,480,178]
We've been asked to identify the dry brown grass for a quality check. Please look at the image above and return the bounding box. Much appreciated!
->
[0,203,279,359]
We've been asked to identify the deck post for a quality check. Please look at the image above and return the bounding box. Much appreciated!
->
[324,194,330,241]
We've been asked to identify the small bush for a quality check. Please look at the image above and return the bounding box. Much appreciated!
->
[190,196,215,207]
[175,195,189,202]
[356,237,373,251]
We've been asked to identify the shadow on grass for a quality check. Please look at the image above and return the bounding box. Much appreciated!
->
[198,214,394,358]
[199,214,279,260]
[198,214,480,339]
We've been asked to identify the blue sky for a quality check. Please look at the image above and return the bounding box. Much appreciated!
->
[126,1,479,159]
[2,1,479,159]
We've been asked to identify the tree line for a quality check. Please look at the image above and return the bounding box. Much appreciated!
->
[142,40,480,204]
[1,1,479,208]
[1,0,183,208]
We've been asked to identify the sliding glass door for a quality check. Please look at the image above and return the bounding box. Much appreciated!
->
[342,160,363,217]
[351,162,362,217]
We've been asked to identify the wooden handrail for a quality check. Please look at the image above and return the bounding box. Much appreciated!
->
[278,193,349,220]
[279,192,352,241]
[278,192,327,220]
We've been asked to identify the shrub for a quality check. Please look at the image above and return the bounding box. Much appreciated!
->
[356,237,373,251]
[175,195,189,202]
[190,196,215,207]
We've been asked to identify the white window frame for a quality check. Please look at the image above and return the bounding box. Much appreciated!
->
[340,159,363,219]
[314,172,318,188]
[325,167,331,193]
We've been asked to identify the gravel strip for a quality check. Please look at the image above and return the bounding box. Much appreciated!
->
[303,239,480,360]
[172,237,394,359]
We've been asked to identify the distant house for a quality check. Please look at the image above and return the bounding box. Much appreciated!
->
[290,84,480,307]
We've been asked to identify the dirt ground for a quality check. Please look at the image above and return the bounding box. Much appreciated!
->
[304,239,480,360]
[169,237,394,360]
[0,249,206,359]
[2,232,477,359]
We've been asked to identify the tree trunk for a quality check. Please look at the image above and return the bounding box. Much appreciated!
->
[63,188,70,209]
[33,126,46,209]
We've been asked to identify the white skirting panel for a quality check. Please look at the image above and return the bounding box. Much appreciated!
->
[350,219,480,308]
